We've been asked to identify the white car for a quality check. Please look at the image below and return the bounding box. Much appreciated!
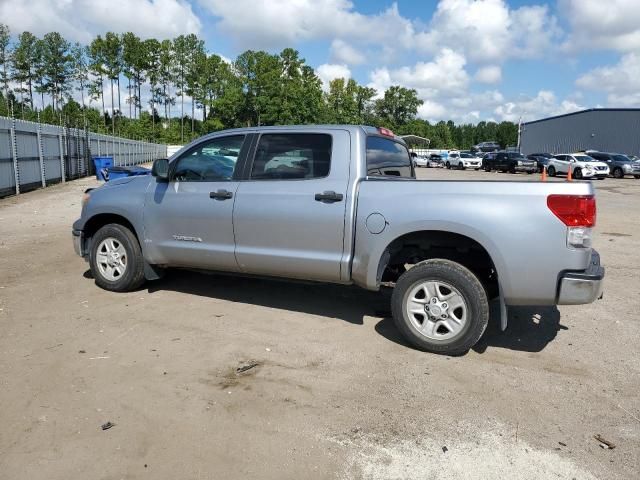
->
[547,153,609,180]
[447,152,482,170]
[413,155,429,167]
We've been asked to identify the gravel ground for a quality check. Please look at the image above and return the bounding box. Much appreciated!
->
[0,168,638,480]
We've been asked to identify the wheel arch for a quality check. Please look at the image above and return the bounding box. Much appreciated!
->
[372,228,505,299]
[83,213,140,243]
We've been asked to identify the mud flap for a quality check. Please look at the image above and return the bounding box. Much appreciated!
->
[499,282,508,331]
[144,262,165,281]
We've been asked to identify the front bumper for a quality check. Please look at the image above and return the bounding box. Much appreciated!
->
[515,165,537,173]
[557,250,604,305]
[72,229,85,257]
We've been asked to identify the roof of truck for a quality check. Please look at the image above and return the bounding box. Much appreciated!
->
[198,125,406,143]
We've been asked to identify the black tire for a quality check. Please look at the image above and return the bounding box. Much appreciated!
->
[484,163,491,172]
[90,223,146,292]
[613,167,623,179]
[446,161,451,169]
[635,175,640,179]
[391,259,489,355]
[509,164,516,174]
[574,168,582,179]
[458,163,465,170]
[548,165,556,177]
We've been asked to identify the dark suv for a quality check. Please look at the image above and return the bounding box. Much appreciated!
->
[586,151,640,179]
[473,141,501,153]
[527,153,553,173]
[483,151,537,174]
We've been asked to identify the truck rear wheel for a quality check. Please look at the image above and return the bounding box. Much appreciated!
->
[90,223,146,292]
[391,259,489,355]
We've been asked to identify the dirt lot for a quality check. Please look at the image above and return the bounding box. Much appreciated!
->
[0,168,638,480]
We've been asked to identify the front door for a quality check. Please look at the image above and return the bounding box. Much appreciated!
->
[233,130,350,282]
[143,134,248,271]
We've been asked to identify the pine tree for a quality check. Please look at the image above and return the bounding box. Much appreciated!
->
[11,31,39,110]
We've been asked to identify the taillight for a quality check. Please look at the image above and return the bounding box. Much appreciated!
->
[547,195,596,227]
[378,127,394,137]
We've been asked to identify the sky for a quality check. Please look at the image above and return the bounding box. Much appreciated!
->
[1,0,639,124]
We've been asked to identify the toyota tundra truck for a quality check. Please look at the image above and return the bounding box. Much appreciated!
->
[72,125,604,355]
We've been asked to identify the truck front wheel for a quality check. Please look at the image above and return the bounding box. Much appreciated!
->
[89,223,146,292]
[391,259,489,355]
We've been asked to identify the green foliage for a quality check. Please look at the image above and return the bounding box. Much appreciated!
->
[0,23,518,147]
[374,85,423,128]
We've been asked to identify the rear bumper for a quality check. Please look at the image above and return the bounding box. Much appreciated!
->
[557,250,604,305]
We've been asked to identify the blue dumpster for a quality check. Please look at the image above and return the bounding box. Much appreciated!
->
[104,166,151,182]
[93,156,113,181]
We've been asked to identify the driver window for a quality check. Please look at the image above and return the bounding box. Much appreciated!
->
[173,135,245,182]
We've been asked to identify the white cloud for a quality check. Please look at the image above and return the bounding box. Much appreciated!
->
[493,91,584,122]
[414,0,560,63]
[316,63,351,91]
[475,66,502,84]
[576,53,640,106]
[200,0,414,50]
[417,101,447,121]
[330,39,366,66]
[367,49,469,100]
[560,0,640,52]
[0,0,201,43]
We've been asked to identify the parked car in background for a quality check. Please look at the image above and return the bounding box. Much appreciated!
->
[473,141,501,153]
[427,153,445,168]
[413,154,429,167]
[527,153,553,173]
[72,125,604,355]
[447,152,482,170]
[445,151,460,169]
[483,151,537,174]
[586,151,640,179]
[547,154,609,180]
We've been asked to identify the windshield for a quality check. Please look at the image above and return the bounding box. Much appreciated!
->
[460,153,473,158]
[574,155,594,162]
[508,153,525,159]
[613,154,632,163]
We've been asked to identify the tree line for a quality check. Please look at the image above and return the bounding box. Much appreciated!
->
[0,24,518,149]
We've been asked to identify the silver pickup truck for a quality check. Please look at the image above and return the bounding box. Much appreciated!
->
[72,125,604,355]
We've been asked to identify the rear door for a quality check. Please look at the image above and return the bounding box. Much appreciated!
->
[233,130,350,282]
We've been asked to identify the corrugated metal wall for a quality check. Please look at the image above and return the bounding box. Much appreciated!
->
[520,109,640,156]
[0,116,168,197]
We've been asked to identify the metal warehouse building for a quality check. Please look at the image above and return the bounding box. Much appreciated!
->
[520,108,640,156]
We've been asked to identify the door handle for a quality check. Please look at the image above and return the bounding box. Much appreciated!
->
[210,189,233,200]
[315,191,343,203]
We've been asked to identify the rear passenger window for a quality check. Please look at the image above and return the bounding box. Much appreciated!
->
[366,136,413,178]
[250,133,332,180]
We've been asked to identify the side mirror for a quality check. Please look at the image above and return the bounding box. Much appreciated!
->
[152,158,169,182]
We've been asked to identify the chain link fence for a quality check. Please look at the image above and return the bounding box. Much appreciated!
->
[0,116,167,197]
